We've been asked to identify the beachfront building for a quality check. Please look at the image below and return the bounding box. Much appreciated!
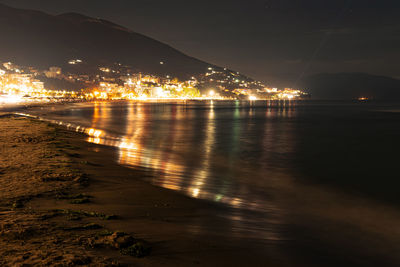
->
[0,72,45,96]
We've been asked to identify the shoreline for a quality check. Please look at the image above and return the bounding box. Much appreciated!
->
[3,103,400,266]
[0,114,280,266]
[0,114,138,265]
[37,116,282,266]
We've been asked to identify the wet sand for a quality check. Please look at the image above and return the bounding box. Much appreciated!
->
[0,114,286,266]
[26,117,290,266]
[0,115,122,265]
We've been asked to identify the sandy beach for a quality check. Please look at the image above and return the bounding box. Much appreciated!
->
[0,113,280,266]
[0,114,130,265]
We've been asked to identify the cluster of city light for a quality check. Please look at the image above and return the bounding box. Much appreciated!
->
[81,75,206,100]
[0,61,308,103]
[0,73,305,103]
[68,59,82,65]
[233,87,307,100]
[0,71,82,104]
[0,71,43,103]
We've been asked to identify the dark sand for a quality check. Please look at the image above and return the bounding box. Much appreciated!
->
[0,115,127,266]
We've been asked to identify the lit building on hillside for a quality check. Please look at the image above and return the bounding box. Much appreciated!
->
[45,67,62,78]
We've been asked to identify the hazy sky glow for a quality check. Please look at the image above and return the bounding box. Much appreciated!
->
[0,0,399,85]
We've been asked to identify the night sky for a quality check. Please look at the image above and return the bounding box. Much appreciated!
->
[0,0,399,86]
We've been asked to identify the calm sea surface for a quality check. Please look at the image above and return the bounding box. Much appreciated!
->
[31,100,400,265]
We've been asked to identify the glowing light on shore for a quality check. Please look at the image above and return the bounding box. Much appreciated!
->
[94,130,102,138]
[192,188,200,197]
[0,94,23,103]
[87,128,103,138]
[249,95,257,101]
[138,94,148,100]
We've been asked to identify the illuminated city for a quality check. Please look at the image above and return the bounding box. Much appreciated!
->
[0,61,309,104]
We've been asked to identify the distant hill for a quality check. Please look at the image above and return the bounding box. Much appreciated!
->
[0,3,215,79]
[300,73,400,100]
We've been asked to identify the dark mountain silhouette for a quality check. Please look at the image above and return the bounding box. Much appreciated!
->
[300,73,400,100]
[0,3,215,79]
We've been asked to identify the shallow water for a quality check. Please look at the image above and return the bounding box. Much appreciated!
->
[35,100,400,204]
[30,100,400,265]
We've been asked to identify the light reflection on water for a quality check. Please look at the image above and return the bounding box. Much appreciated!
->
[24,100,299,240]
[83,100,297,241]
[84,101,297,214]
